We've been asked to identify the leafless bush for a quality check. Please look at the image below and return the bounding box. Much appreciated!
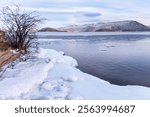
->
[1,5,42,53]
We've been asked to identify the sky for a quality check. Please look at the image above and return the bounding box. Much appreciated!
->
[0,0,150,28]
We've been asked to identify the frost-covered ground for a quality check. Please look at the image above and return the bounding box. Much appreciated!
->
[0,48,150,100]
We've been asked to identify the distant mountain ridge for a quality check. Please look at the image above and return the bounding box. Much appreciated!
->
[95,21,150,32]
[38,27,62,32]
[39,20,150,32]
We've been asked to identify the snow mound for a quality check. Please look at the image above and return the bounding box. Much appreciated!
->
[0,48,150,100]
[37,48,78,67]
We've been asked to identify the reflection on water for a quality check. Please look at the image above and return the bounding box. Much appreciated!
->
[39,33,150,87]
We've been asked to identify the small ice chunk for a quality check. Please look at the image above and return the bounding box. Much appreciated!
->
[59,51,65,55]
[45,58,51,63]
[61,76,79,82]
[10,50,17,54]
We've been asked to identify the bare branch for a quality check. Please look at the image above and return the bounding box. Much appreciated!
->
[1,5,42,53]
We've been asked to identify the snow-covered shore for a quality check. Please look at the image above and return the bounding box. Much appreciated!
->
[0,48,150,100]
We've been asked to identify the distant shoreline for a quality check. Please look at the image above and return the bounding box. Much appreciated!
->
[37,31,150,37]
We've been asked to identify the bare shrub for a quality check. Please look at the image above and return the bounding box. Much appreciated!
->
[1,5,42,53]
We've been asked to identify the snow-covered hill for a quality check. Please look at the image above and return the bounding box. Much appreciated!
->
[58,20,150,32]
[95,21,150,32]
[38,27,63,32]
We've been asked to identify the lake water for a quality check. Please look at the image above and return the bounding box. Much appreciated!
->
[38,32,150,87]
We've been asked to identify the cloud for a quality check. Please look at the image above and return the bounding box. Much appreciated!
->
[83,12,101,17]
[67,17,78,24]
[24,6,103,14]
[0,0,150,27]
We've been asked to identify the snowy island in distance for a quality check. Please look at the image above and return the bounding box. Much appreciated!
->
[0,48,150,100]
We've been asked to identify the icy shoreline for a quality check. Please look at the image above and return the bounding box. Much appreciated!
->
[0,48,150,100]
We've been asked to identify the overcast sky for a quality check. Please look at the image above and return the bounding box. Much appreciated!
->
[0,0,150,28]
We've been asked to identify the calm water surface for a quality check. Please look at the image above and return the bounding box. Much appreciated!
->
[38,32,150,87]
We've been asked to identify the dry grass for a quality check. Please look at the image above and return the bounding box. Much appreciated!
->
[0,49,20,68]
[0,32,20,68]
[0,41,10,51]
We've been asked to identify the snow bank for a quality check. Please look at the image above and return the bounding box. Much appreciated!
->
[0,58,53,99]
[0,48,150,100]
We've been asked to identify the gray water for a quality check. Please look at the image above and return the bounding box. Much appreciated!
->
[38,32,150,87]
